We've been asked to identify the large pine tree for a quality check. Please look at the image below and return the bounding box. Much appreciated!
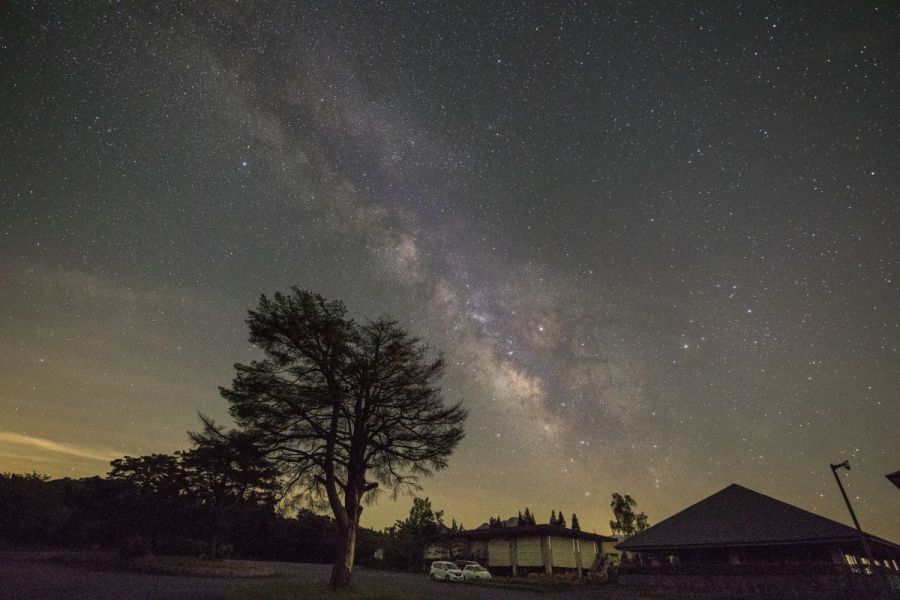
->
[221,289,467,588]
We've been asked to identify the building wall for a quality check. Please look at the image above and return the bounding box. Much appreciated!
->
[516,536,543,567]
[470,540,488,562]
[488,538,511,566]
[618,569,890,599]
[580,539,598,568]
[549,536,578,568]
[600,541,622,564]
[423,538,468,561]
[423,543,444,560]
[425,533,611,575]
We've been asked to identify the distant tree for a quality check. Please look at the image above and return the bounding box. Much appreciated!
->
[556,510,566,528]
[384,497,454,570]
[220,289,466,588]
[183,417,280,557]
[549,510,557,526]
[609,493,650,537]
[571,513,581,531]
[635,512,650,532]
[0,473,69,544]
[108,454,184,496]
[523,507,535,526]
[108,453,188,552]
[389,496,445,537]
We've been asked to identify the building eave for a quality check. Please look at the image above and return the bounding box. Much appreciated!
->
[458,525,616,543]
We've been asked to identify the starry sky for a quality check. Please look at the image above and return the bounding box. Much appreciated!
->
[2,2,899,540]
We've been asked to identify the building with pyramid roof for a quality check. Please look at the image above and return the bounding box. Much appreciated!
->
[888,469,900,492]
[616,484,900,597]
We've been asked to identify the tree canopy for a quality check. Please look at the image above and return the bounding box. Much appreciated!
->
[609,492,650,537]
[387,496,445,537]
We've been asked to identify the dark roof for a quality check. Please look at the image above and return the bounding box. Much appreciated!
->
[887,470,900,491]
[460,524,615,543]
[617,483,900,552]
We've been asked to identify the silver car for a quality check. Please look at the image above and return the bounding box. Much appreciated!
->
[462,564,492,581]
[430,560,464,581]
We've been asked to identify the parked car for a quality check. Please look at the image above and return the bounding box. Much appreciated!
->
[462,564,492,581]
[455,560,482,568]
[430,561,464,582]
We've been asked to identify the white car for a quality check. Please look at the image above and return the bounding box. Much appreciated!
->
[430,561,464,582]
[462,564,492,581]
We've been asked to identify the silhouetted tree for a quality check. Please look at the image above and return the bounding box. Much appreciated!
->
[384,496,448,570]
[108,454,183,495]
[184,418,280,557]
[549,510,557,526]
[221,289,467,588]
[0,473,68,543]
[388,496,445,537]
[609,493,650,537]
[571,513,580,531]
[108,453,188,552]
[556,510,566,528]
[523,507,536,526]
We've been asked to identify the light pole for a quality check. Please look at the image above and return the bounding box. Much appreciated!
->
[829,460,876,574]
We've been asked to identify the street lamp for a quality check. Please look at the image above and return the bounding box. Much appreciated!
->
[829,460,876,574]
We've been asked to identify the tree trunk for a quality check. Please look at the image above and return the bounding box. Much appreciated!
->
[329,521,357,589]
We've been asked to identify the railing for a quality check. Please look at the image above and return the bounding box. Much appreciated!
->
[619,562,897,577]
[618,563,900,598]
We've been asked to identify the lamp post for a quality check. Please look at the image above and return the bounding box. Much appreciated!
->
[829,460,876,574]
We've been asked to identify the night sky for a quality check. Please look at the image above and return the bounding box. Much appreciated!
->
[2,2,899,540]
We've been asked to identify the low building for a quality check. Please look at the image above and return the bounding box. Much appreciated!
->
[425,525,617,576]
[616,483,900,598]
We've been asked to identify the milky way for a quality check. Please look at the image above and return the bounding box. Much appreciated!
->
[2,2,898,538]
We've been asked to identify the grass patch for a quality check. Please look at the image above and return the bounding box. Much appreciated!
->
[471,576,593,594]
[8,550,284,578]
[222,580,425,600]
[123,555,282,577]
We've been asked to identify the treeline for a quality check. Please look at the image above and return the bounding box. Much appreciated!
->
[0,467,467,573]
[0,419,394,563]
[0,470,385,565]
[1,452,647,569]
[486,507,582,530]
[0,425,382,563]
